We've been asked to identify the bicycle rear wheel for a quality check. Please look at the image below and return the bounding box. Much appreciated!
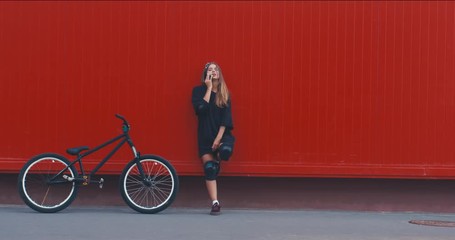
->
[120,155,179,214]
[17,153,79,213]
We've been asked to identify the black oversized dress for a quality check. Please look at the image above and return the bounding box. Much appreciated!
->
[191,85,235,158]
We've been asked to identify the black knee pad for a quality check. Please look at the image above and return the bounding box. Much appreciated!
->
[204,160,220,180]
[219,144,233,161]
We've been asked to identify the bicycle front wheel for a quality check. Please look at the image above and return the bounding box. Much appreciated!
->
[120,155,179,214]
[17,153,79,213]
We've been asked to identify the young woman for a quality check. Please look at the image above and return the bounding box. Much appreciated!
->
[191,62,235,215]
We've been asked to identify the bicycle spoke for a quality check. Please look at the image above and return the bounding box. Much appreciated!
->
[126,174,142,184]
[150,189,159,206]
[41,186,51,206]
[153,188,167,204]
[154,175,172,185]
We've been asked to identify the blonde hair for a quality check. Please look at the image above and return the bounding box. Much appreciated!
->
[201,62,230,108]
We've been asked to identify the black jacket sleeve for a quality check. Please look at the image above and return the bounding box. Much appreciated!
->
[221,99,234,130]
[191,86,209,115]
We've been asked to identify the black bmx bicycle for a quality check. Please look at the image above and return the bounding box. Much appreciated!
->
[17,114,179,214]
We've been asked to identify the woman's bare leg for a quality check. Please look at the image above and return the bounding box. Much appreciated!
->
[201,153,217,202]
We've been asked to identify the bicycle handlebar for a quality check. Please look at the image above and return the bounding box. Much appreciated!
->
[115,114,130,131]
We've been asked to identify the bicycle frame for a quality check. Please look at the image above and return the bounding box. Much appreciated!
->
[79,133,137,176]
[50,128,146,185]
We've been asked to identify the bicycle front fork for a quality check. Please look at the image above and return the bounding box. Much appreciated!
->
[130,147,152,187]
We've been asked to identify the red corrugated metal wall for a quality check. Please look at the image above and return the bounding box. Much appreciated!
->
[1,1,454,178]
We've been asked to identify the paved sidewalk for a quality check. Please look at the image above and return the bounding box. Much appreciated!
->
[1,205,455,240]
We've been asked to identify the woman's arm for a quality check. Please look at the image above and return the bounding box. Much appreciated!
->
[192,86,210,115]
[212,126,226,150]
[220,99,233,130]
[203,85,212,103]
[192,73,213,115]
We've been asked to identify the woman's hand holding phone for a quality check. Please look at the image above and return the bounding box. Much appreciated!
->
[205,72,213,88]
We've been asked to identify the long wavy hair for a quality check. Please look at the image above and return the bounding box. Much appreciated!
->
[201,62,230,108]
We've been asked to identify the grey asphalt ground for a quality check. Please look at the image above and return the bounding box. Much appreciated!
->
[1,205,455,240]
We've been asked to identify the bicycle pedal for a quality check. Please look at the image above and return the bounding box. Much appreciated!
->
[99,178,104,189]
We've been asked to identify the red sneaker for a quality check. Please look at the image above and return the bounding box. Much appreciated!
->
[210,202,221,215]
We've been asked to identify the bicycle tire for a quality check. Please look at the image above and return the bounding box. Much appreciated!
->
[119,155,179,214]
[17,153,79,213]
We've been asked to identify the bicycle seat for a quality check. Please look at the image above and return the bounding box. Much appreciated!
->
[66,146,89,155]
